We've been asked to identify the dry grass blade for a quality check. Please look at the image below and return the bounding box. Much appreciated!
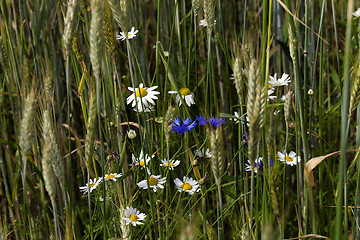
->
[283,234,330,239]
[277,0,329,45]
[305,149,360,188]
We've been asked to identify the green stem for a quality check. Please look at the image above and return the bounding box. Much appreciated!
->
[335,1,354,239]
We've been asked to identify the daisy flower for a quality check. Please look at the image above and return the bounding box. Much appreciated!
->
[171,117,197,134]
[137,173,166,192]
[230,69,247,80]
[245,158,263,173]
[123,206,146,226]
[199,19,216,27]
[195,148,212,158]
[267,88,277,101]
[79,178,101,194]
[103,172,122,181]
[132,150,153,169]
[353,8,360,17]
[126,83,160,112]
[116,27,139,41]
[133,104,154,113]
[168,88,195,107]
[230,111,240,123]
[174,176,200,195]
[245,157,275,173]
[160,159,181,170]
[277,151,301,166]
[268,73,291,87]
[239,114,250,127]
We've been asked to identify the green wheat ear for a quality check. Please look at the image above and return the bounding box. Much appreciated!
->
[107,0,129,31]
[62,0,79,57]
[203,0,215,35]
[41,109,57,201]
[192,0,201,16]
[0,37,8,71]
[19,89,37,162]
[85,90,97,166]
[210,127,224,187]
[90,0,103,83]
[103,2,117,61]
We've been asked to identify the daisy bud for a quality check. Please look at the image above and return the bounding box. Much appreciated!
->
[192,159,199,167]
[307,89,314,96]
[127,129,136,139]
[198,173,208,185]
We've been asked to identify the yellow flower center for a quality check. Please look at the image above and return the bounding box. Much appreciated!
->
[106,174,115,179]
[135,88,148,97]
[139,160,145,167]
[285,156,293,162]
[129,214,138,221]
[90,183,95,187]
[182,182,192,190]
[148,177,158,186]
[179,88,191,96]
[254,166,258,171]
[268,83,273,88]
[165,162,174,167]
[127,33,132,37]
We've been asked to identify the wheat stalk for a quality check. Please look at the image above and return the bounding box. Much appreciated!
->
[63,0,79,56]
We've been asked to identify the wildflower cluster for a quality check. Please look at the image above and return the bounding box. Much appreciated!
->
[79,172,122,194]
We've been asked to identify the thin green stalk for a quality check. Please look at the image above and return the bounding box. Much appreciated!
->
[355,102,360,239]
[335,1,354,239]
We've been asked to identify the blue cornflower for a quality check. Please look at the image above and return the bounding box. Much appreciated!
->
[209,117,225,128]
[196,115,208,125]
[171,117,197,134]
[258,158,274,168]
[243,132,250,146]
[196,115,225,128]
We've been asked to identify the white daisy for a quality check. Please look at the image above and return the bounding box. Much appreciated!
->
[277,151,301,166]
[277,73,291,86]
[103,172,122,181]
[268,73,291,87]
[196,148,212,158]
[174,176,200,195]
[160,159,180,170]
[168,88,195,107]
[126,83,160,112]
[353,8,360,17]
[230,69,247,80]
[133,104,154,113]
[230,111,240,123]
[245,157,263,173]
[79,178,101,194]
[116,27,139,41]
[199,19,216,27]
[122,206,146,226]
[137,174,166,192]
[132,150,153,169]
[267,88,277,101]
[230,112,250,127]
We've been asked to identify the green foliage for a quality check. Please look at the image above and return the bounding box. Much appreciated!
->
[0,0,360,239]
